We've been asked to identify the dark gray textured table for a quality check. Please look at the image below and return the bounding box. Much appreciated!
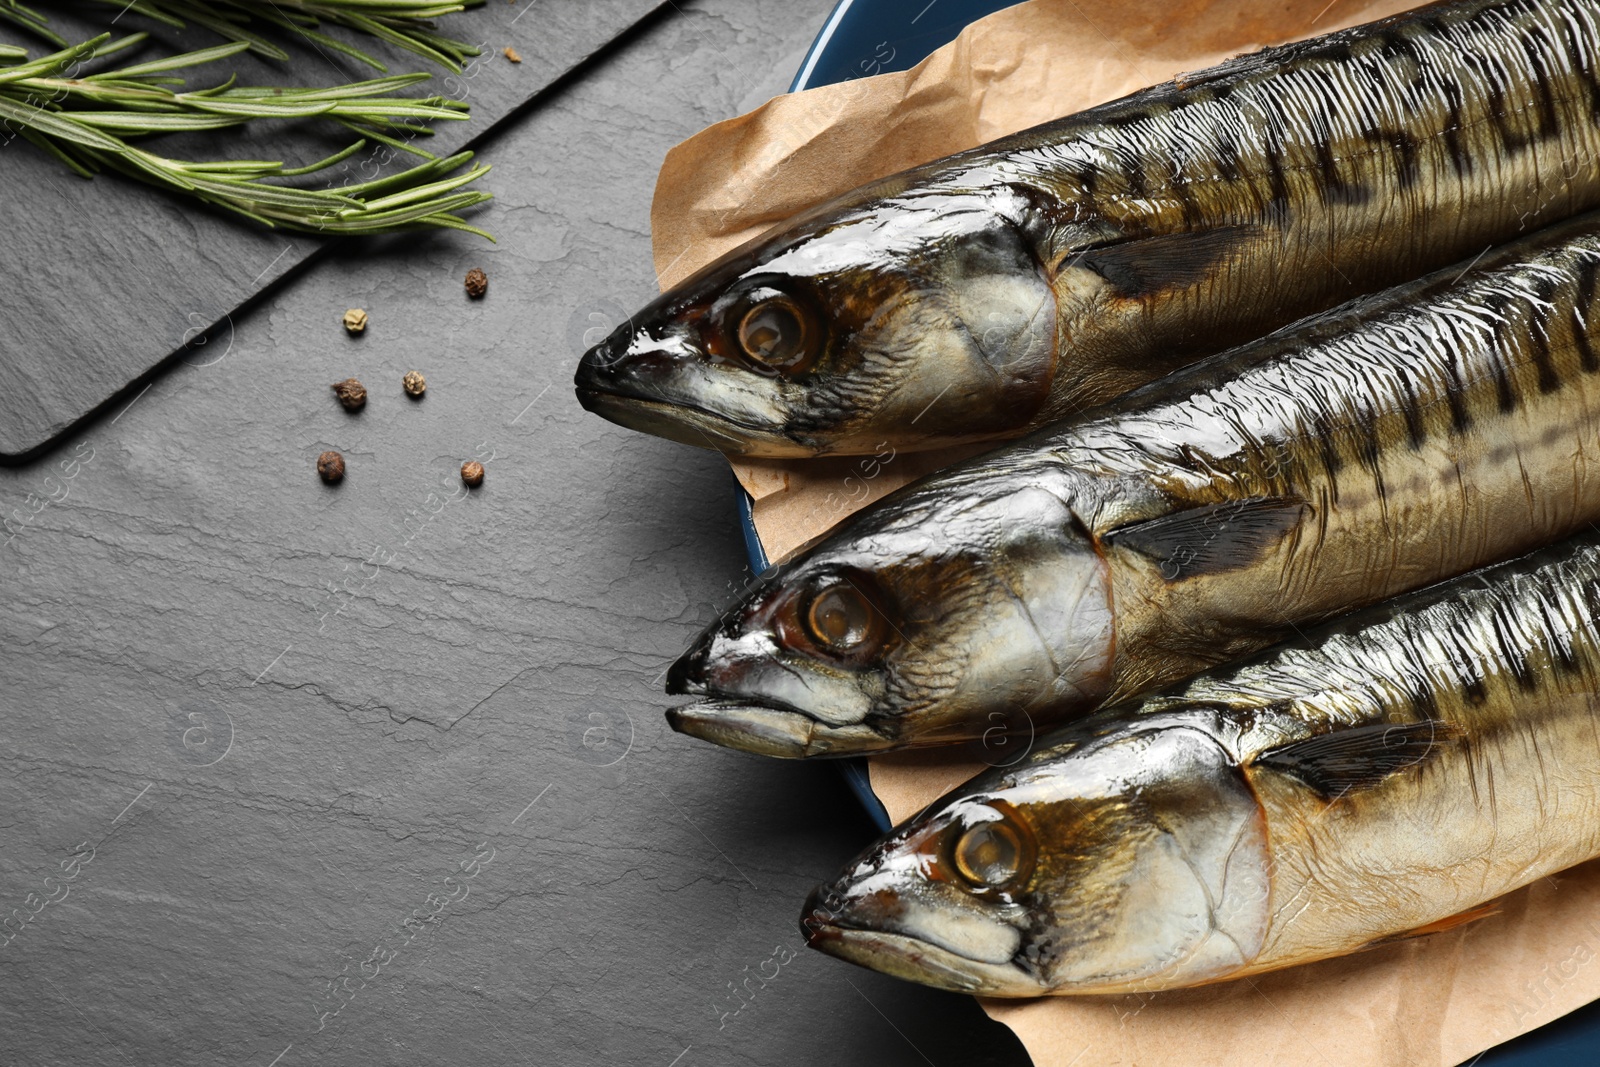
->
[0,3,1030,1064]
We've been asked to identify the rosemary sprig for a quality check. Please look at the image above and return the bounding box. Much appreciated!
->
[0,1,59,45]
[2,0,485,72]
[2,33,493,238]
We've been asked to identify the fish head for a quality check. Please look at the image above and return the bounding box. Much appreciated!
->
[801,720,1272,995]
[573,182,1060,456]
[665,474,1116,757]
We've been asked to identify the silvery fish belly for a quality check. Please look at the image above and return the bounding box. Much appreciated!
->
[800,530,1600,995]
[576,0,1600,457]
[665,212,1600,757]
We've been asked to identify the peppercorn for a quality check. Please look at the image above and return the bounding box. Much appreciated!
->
[464,268,488,299]
[342,308,368,334]
[332,378,367,412]
[317,451,346,484]
[460,460,485,488]
[403,370,427,398]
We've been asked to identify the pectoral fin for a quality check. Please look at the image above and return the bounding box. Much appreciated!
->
[1073,226,1260,298]
[1104,496,1305,580]
[1366,901,1502,948]
[1252,720,1464,799]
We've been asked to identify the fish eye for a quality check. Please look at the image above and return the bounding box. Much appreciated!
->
[787,573,892,665]
[740,300,803,362]
[950,809,1033,896]
[805,581,875,652]
[729,287,820,373]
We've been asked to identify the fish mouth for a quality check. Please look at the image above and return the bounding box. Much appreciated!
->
[665,700,894,759]
[573,387,792,454]
[801,894,1039,996]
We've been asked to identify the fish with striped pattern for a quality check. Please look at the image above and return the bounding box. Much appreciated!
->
[666,212,1600,756]
[577,0,1600,456]
[801,528,1600,995]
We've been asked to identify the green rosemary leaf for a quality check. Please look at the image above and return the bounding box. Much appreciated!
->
[262,21,388,70]
[146,6,287,60]
[100,1,190,32]
[222,72,434,100]
[66,112,254,132]
[330,11,456,71]
[359,161,489,212]
[2,34,493,238]
[409,213,494,241]
[0,95,126,150]
[17,125,96,177]
[328,148,474,197]
[182,173,364,209]
[85,40,252,78]
[0,35,110,85]
[0,1,63,47]
[6,2,483,72]
[332,117,437,159]
[275,138,369,176]
[115,0,482,72]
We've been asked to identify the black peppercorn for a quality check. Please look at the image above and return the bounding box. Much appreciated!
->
[317,451,346,484]
[461,460,485,488]
[332,378,367,412]
[464,268,488,299]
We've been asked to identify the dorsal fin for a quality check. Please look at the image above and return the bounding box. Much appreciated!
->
[1103,496,1305,580]
[1252,720,1463,799]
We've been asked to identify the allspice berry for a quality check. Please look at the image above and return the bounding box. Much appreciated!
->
[332,378,367,412]
[317,451,346,484]
[464,268,488,299]
[460,460,485,488]
[403,370,427,398]
[342,308,368,334]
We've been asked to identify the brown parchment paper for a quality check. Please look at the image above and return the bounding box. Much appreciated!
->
[648,1,1600,1063]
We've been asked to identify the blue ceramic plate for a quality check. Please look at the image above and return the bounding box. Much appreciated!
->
[739,5,1600,1059]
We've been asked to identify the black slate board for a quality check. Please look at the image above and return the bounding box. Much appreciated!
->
[0,3,1036,1064]
[0,0,665,462]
